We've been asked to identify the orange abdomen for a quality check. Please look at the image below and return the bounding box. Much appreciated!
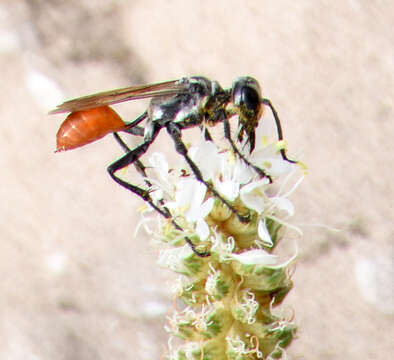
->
[56,106,127,151]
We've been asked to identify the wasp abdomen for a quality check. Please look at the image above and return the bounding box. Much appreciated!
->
[56,106,127,151]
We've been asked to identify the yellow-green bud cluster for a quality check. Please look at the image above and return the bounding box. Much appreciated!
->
[162,198,297,360]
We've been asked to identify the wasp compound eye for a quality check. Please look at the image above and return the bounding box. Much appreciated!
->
[240,86,260,112]
[231,77,262,118]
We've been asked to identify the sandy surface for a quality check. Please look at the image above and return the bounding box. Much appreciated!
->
[0,1,393,359]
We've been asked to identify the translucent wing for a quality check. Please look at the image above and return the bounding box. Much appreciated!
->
[49,79,185,114]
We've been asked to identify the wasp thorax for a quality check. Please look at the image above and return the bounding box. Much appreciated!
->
[187,76,213,96]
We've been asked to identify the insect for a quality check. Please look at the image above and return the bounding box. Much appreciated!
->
[51,76,297,256]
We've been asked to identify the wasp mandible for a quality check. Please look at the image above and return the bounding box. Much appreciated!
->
[51,76,297,256]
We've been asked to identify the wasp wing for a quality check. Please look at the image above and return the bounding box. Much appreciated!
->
[49,79,186,114]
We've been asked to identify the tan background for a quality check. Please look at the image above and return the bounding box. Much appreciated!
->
[1,0,393,359]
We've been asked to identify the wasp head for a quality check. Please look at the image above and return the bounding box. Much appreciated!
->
[231,76,263,153]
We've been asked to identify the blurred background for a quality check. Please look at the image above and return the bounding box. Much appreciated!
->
[0,0,393,359]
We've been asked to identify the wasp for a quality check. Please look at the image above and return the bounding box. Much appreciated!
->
[51,76,297,256]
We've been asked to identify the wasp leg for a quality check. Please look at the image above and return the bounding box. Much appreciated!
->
[261,98,297,164]
[182,236,211,257]
[108,126,171,216]
[114,131,166,209]
[222,115,273,183]
[123,111,147,136]
[166,122,250,224]
[123,125,144,137]
[113,132,151,184]
[199,125,213,141]
[111,131,210,257]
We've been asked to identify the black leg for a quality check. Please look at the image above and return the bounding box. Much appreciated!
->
[183,236,211,257]
[123,111,147,136]
[123,125,145,137]
[200,125,213,141]
[166,122,249,223]
[108,128,172,219]
[261,98,297,164]
[111,131,210,257]
[113,132,150,181]
[113,132,134,152]
[222,115,273,183]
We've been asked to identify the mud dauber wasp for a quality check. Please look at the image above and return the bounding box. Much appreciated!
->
[51,76,297,257]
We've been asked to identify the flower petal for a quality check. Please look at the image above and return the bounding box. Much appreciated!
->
[157,246,193,269]
[231,249,278,265]
[233,159,254,184]
[239,179,269,213]
[189,141,221,180]
[266,158,294,177]
[149,152,169,181]
[215,179,240,201]
[271,197,295,216]
[258,219,273,247]
[175,178,204,207]
[199,197,215,218]
[196,219,210,240]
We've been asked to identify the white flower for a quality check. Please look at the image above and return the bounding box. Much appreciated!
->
[270,196,295,216]
[267,170,304,217]
[145,152,178,204]
[189,141,254,201]
[230,249,278,266]
[257,219,274,247]
[149,152,169,183]
[213,156,254,201]
[167,177,214,240]
[250,143,295,178]
[239,179,269,213]
[188,140,222,181]
[157,245,193,273]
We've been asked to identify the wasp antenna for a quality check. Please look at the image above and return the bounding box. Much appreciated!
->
[261,98,297,164]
